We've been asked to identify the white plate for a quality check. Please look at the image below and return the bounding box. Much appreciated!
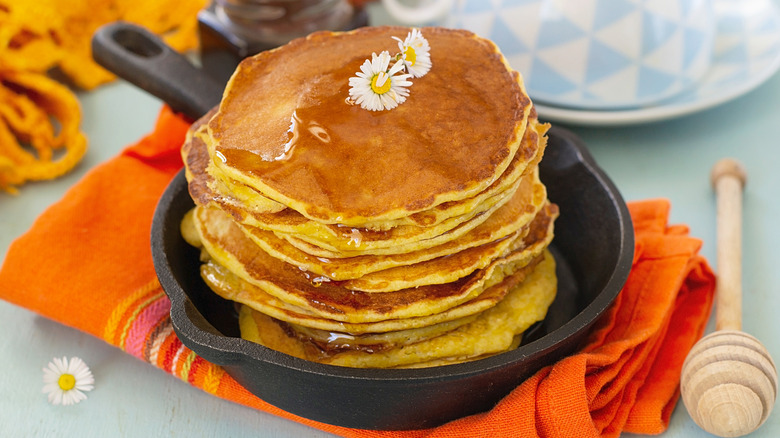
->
[534,0,780,126]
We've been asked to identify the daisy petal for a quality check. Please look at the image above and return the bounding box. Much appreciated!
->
[346,30,432,110]
[42,356,94,406]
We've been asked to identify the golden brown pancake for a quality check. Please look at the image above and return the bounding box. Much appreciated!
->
[284,315,480,350]
[190,204,546,323]
[238,250,558,368]
[340,202,556,292]
[236,194,553,282]
[185,112,547,235]
[203,113,546,230]
[272,167,546,258]
[179,26,559,368]
[181,103,548,259]
[206,26,535,225]
[208,261,521,334]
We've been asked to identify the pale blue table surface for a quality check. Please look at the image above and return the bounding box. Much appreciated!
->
[2,5,780,437]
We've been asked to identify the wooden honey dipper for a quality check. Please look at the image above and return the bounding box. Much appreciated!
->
[680,158,778,437]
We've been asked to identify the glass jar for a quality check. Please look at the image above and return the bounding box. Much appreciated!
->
[199,0,369,84]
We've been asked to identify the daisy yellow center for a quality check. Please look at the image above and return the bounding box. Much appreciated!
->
[58,374,76,391]
[370,72,392,95]
[404,46,417,66]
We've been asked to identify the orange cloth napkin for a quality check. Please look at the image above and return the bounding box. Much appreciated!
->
[0,106,715,437]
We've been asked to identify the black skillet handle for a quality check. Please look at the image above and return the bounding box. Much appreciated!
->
[92,21,224,121]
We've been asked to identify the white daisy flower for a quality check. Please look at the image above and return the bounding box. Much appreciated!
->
[348,51,412,111]
[393,28,432,78]
[42,356,95,406]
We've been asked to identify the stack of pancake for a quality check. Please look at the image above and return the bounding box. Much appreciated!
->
[179,26,559,368]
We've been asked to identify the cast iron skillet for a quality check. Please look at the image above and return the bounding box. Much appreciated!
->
[93,22,635,430]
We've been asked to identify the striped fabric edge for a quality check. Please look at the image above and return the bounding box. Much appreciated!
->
[102,279,227,396]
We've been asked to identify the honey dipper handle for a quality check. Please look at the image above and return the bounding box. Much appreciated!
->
[711,159,747,331]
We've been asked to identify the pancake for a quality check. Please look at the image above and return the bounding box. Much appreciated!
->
[207,164,287,215]
[186,112,547,237]
[190,204,545,323]
[271,167,546,258]
[183,116,546,249]
[206,26,534,225]
[284,315,480,349]
[238,249,557,368]
[340,202,555,292]
[202,113,545,231]
[236,192,553,282]
[242,169,519,254]
[209,261,521,334]
[182,106,548,259]
[179,26,559,368]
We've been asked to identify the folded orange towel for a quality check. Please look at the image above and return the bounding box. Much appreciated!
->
[0,106,715,437]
